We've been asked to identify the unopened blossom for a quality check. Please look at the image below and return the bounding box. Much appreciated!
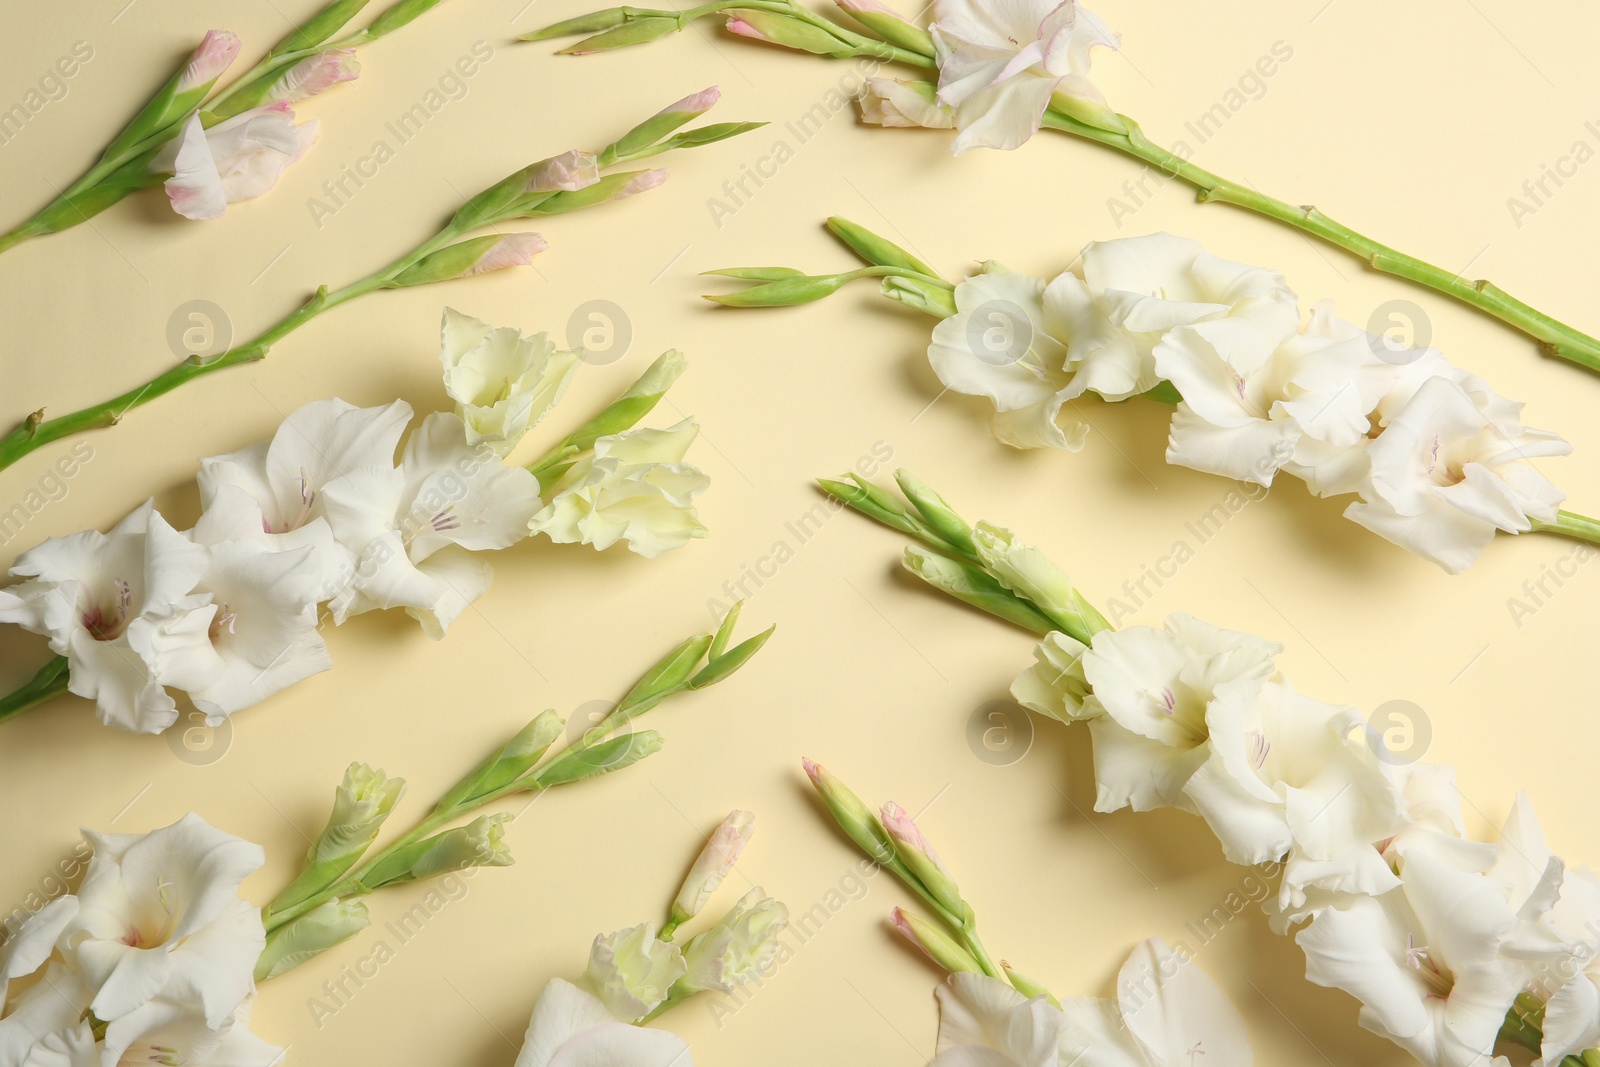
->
[514,978,693,1067]
[322,412,542,637]
[528,419,709,558]
[265,48,360,104]
[931,0,1118,152]
[155,103,318,220]
[525,149,601,193]
[579,923,687,1022]
[671,810,755,923]
[1346,373,1569,573]
[439,307,581,456]
[0,501,222,733]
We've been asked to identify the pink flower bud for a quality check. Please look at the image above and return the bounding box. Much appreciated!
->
[659,85,720,117]
[463,232,548,276]
[618,168,668,199]
[836,0,901,15]
[802,757,825,787]
[725,16,768,41]
[672,810,754,922]
[178,30,242,92]
[880,801,947,872]
[525,149,601,193]
[268,48,361,104]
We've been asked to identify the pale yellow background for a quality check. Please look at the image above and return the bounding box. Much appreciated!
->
[3,2,1599,1064]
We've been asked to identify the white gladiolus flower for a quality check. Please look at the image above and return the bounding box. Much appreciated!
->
[1077,612,1280,812]
[154,103,318,220]
[514,979,692,1067]
[1010,629,1094,723]
[930,0,1117,153]
[1297,844,1530,1067]
[0,501,223,733]
[859,77,955,129]
[322,412,542,637]
[1346,373,1569,573]
[439,307,581,457]
[578,923,687,1023]
[0,816,278,1067]
[930,938,1253,1066]
[1182,680,1408,908]
[528,420,709,558]
[183,532,331,721]
[197,396,413,599]
[679,890,789,994]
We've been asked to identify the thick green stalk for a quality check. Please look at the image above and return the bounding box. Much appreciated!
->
[1038,110,1600,372]
[0,227,456,474]
[0,656,70,725]
[1531,509,1600,547]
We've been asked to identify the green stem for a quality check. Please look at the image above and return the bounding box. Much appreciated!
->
[1039,110,1600,372]
[674,0,934,65]
[0,226,457,474]
[1532,509,1600,546]
[0,656,71,725]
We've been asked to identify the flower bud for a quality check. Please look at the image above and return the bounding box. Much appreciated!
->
[825,216,939,275]
[255,899,370,980]
[902,544,1058,634]
[835,0,934,56]
[882,275,958,317]
[891,906,980,974]
[1001,962,1060,1005]
[580,922,687,1022]
[802,759,899,868]
[361,0,452,41]
[671,811,755,925]
[272,0,372,57]
[532,730,665,787]
[615,629,713,714]
[703,272,854,307]
[179,30,243,94]
[364,812,514,888]
[554,350,687,456]
[268,764,405,915]
[557,16,683,54]
[439,708,566,812]
[270,49,362,103]
[388,232,547,287]
[678,890,789,993]
[725,10,856,55]
[880,802,965,917]
[521,7,629,42]
[525,149,602,194]
[525,169,667,216]
[601,86,720,164]
[107,30,240,160]
[689,624,775,690]
[1011,631,1096,723]
[894,470,974,555]
[972,522,1108,640]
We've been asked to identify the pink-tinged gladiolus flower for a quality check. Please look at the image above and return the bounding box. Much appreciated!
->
[267,48,361,104]
[672,810,755,923]
[880,801,948,872]
[525,149,601,193]
[618,168,668,199]
[178,30,242,92]
[462,233,548,277]
[156,103,317,220]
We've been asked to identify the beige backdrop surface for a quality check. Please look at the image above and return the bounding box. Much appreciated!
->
[3,1,1599,1064]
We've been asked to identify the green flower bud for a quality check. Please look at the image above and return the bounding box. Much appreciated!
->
[702,267,805,281]
[703,273,853,307]
[802,759,900,869]
[880,801,965,919]
[557,17,683,54]
[894,470,974,555]
[268,764,405,916]
[972,522,1110,640]
[1002,963,1061,1006]
[902,545,1057,635]
[816,474,928,539]
[387,232,545,288]
[833,0,934,56]
[558,350,687,454]
[725,9,856,55]
[891,907,980,974]
[533,730,665,786]
[273,0,372,56]
[825,216,938,276]
[360,0,450,41]
[690,625,775,689]
[521,7,630,41]
[104,30,241,161]
[882,276,958,318]
[255,899,370,981]
[601,86,721,166]
[617,632,713,716]
[364,813,514,888]
[437,709,565,812]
